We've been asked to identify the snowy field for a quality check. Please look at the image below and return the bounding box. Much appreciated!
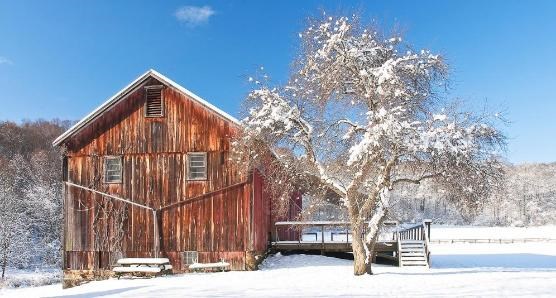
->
[431,224,556,240]
[2,226,556,297]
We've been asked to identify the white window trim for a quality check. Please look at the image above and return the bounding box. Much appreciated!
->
[104,156,123,184]
[187,152,207,181]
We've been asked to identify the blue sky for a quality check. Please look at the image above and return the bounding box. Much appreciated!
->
[0,1,554,163]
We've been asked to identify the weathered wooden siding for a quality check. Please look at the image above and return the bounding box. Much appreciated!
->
[272,193,303,241]
[67,78,234,156]
[251,171,272,252]
[62,77,268,271]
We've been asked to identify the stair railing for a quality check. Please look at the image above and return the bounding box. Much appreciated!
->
[422,220,431,266]
[396,231,402,267]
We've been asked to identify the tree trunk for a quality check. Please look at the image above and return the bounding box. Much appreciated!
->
[351,223,373,275]
[1,247,7,280]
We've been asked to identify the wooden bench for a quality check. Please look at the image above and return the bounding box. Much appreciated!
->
[189,260,230,272]
[113,258,173,279]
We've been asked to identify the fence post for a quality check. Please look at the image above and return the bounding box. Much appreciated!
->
[321,224,325,253]
[424,219,432,240]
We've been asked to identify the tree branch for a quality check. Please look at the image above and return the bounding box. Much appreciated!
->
[391,172,441,186]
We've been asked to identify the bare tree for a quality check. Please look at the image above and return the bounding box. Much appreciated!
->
[0,120,69,276]
[0,155,32,279]
[234,14,505,275]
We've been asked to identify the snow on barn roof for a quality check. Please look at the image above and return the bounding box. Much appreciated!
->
[52,69,240,146]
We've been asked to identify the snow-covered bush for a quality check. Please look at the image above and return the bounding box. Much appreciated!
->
[0,269,61,288]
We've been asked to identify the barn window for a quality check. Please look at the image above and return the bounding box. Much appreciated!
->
[187,152,207,180]
[145,85,164,117]
[104,156,123,184]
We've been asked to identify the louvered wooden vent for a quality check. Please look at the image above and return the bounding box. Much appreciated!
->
[145,85,164,117]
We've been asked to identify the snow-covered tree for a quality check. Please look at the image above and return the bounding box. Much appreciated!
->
[0,155,32,279]
[25,151,63,266]
[0,120,68,276]
[234,14,505,275]
[500,163,556,226]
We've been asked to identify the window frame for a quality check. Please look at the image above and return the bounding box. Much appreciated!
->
[144,85,165,118]
[187,152,208,181]
[104,156,123,184]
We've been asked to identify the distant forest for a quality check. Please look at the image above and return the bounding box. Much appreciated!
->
[306,160,556,227]
[388,161,556,226]
[0,119,555,272]
[0,120,71,271]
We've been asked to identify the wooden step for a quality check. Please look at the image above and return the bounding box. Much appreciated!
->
[398,240,428,267]
[400,255,427,260]
[402,256,427,262]
[401,261,428,264]
[401,262,429,266]
[400,240,425,244]
[401,254,426,258]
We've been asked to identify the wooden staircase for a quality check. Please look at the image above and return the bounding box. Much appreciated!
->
[399,240,428,267]
[396,220,432,267]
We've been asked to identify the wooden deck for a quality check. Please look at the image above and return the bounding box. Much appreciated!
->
[273,240,398,253]
[271,220,432,266]
[272,221,400,254]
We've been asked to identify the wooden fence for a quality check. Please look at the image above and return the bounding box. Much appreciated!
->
[430,238,556,244]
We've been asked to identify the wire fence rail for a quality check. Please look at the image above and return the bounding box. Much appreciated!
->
[430,238,556,244]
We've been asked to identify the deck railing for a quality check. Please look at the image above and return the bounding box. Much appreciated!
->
[273,220,400,243]
[274,221,353,244]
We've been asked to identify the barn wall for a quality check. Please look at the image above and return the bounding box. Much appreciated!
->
[272,193,303,242]
[63,78,261,271]
[251,171,273,252]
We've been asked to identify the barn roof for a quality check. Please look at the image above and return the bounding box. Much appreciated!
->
[52,69,240,146]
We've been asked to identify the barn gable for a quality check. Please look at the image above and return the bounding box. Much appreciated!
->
[53,69,239,147]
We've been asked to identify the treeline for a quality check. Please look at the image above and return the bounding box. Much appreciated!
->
[305,163,556,227]
[0,120,71,278]
[389,162,556,226]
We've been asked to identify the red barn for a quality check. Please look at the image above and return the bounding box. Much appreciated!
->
[53,70,299,280]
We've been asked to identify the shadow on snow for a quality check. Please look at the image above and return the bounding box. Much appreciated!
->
[431,253,556,270]
[44,286,147,298]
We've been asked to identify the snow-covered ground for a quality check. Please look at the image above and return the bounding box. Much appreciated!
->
[431,224,556,240]
[2,226,556,297]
